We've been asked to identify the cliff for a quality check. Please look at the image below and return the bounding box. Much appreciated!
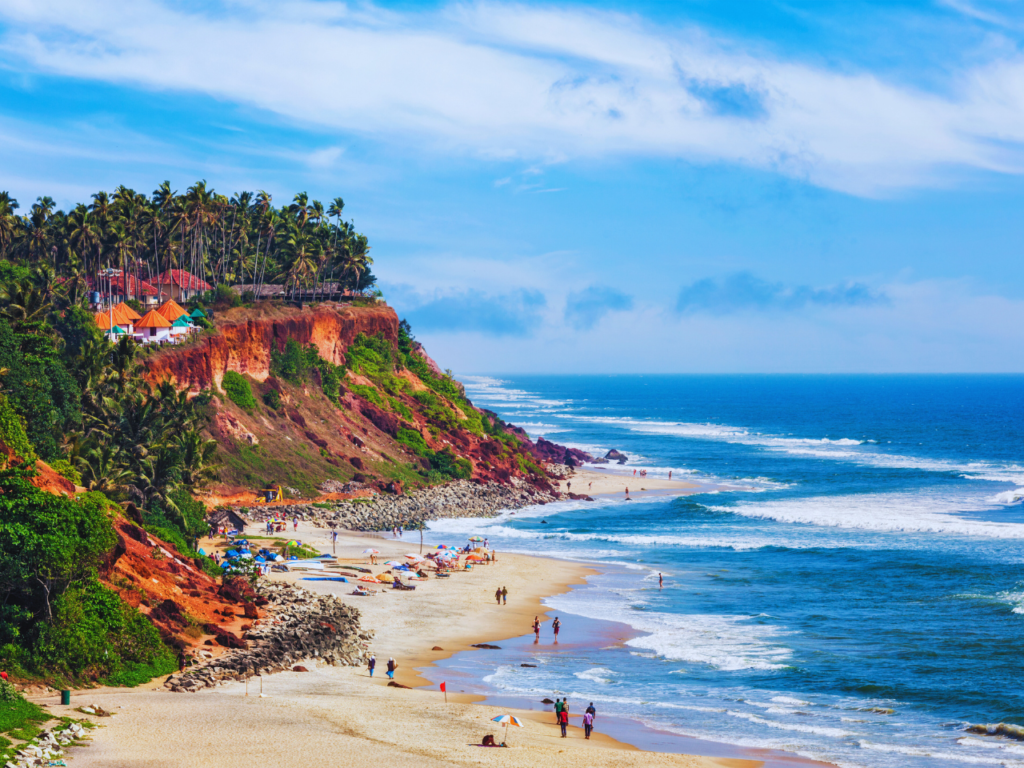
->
[146,303,398,392]
[142,302,557,499]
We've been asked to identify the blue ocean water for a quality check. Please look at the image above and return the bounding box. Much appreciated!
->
[427,375,1024,768]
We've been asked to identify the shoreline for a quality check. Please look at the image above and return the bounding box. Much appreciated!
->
[30,520,829,768]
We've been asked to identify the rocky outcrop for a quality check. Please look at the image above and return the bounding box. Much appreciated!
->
[165,582,370,692]
[146,302,398,392]
[530,437,594,467]
[237,479,560,531]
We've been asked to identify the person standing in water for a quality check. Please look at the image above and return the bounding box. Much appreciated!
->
[552,617,561,641]
[532,616,540,641]
[659,573,663,589]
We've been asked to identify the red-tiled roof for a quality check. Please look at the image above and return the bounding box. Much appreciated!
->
[155,270,213,291]
[90,273,158,297]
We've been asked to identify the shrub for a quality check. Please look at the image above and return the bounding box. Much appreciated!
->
[48,459,82,485]
[262,388,282,410]
[222,371,257,412]
[396,428,429,456]
[271,337,307,382]
[429,449,473,480]
[0,393,35,462]
[214,284,241,308]
[349,384,385,409]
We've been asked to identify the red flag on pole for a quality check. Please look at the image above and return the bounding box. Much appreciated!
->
[441,681,447,703]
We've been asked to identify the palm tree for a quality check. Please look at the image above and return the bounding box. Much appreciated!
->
[0,192,19,258]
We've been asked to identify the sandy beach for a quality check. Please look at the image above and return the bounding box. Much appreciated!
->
[555,466,707,496]
[31,523,824,768]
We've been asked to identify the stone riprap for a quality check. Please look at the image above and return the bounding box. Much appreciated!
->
[164,583,370,693]
[238,479,559,531]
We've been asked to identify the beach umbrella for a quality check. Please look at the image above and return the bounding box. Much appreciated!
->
[405,554,424,560]
[468,536,485,542]
[491,714,524,743]
[383,560,403,567]
[377,573,395,583]
[466,554,486,561]
[362,548,380,554]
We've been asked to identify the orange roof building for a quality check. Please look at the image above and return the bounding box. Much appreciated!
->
[94,305,135,330]
[135,310,172,329]
[115,302,143,321]
[156,299,189,323]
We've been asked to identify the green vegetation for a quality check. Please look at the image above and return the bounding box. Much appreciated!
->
[222,371,258,412]
[349,383,386,409]
[0,260,223,685]
[0,679,49,764]
[270,337,347,403]
[0,469,174,683]
[0,184,375,304]
[262,387,282,410]
[396,428,429,456]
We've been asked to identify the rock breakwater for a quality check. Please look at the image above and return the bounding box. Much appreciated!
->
[241,479,561,531]
[165,582,370,693]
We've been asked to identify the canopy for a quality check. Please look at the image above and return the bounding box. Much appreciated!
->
[491,715,524,727]
[108,325,127,335]
[190,308,207,318]
[171,316,193,328]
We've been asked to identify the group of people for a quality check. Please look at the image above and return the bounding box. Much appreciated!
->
[554,698,597,739]
[531,615,561,642]
[366,655,398,679]
[392,526,404,538]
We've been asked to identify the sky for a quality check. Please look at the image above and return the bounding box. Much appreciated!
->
[1,0,1024,373]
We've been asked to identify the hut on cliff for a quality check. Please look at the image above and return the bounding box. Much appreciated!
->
[156,299,189,323]
[134,309,172,344]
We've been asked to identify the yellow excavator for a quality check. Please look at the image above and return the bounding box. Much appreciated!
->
[254,485,284,503]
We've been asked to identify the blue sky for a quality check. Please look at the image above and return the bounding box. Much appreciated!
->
[2,0,1024,372]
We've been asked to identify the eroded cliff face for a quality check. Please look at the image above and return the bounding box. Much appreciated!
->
[141,301,557,497]
[146,303,398,392]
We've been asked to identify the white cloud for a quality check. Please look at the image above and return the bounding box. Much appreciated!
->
[3,0,1024,194]
[412,276,1024,373]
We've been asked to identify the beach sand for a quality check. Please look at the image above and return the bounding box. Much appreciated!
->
[556,466,706,496]
[33,524,822,768]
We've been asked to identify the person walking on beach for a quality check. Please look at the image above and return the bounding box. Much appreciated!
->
[386,658,396,679]
[583,710,594,739]
[501,586,508,605]
[558,699,570,737]
[292,516,298,532]
[625,487,630,499]
[552,617,561,641]
[368,655,376,677]
[495,587,502,605]
[554,696,564,723]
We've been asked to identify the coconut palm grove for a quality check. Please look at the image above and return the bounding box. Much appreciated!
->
[0,181,379,695]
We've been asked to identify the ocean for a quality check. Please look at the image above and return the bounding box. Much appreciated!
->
[423,374,1024,768]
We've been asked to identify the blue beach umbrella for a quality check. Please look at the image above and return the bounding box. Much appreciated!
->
[491,714,524,742]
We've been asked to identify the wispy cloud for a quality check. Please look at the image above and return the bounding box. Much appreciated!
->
[564,285,633,329]
[4,0,1024,194]
[397,288,547,336]
[675,272,887,314]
